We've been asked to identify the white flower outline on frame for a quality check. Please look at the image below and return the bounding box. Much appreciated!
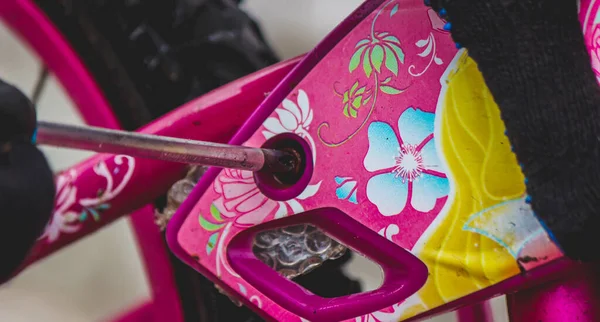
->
[262,89,316,161]
[41,155,135,243]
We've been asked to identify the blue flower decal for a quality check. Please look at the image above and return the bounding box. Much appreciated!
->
[335,176,358,204]
[364,107,449,216]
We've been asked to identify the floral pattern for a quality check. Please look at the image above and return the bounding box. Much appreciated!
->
[174,1,532,321]
[340,81,371,118]
[199,204,226,255]
[174,0,575,320]
[349,31,405,78]
[318,0,409,148]
[408,32,443,77]
[45,170,80,242]
[212,168,321,226]
[408,9,448,77]
[364,107,449,216]
[335,176,358,204]
[378,224,400,242]
[263,89,316,160]
[42,155,135,242]
[209,88,321,226]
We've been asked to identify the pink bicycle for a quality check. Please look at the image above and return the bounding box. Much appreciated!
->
[1,0,599,321]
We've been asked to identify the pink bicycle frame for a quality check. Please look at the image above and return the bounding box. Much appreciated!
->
[2,0,600,321]
[0,1,300,321]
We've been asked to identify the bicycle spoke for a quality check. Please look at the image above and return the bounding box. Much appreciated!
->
[31,65,49,106]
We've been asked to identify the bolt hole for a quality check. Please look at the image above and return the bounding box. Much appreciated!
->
[254,133,312,201]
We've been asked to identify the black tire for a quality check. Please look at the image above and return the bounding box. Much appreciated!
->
[33,0,280,130]
[32,1,362,321]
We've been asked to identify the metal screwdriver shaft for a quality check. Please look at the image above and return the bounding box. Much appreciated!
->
[35,121,297,173]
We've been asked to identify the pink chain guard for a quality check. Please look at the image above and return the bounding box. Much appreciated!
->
[169,0,600,321]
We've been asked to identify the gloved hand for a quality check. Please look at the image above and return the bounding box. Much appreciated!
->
[426,0,600,261]
[0,79,54,282]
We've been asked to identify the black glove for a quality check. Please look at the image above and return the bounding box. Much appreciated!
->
[0,79,55,282]
[427,0,600,261]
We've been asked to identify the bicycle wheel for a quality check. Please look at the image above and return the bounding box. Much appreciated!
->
[2,1,362,321]
[34,0,280,130]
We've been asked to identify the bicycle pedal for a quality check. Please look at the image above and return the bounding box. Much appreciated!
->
[168,1,563,321]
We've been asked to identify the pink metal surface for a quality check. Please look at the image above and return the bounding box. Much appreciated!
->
[0,1,298,320]
[167,0,600,321]
[507,263,600,322]
[0,1,182,320]
[167,1,394,320]
[405,259,575,321]
[227,208,428,322]
[10,11,299,315]
[3,0,600,320]
[456,301,494,322]
[127,206,183,322]
[19,56,300,266]
[169,1,562,321]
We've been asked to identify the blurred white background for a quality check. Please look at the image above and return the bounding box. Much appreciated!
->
[0,1,507,321]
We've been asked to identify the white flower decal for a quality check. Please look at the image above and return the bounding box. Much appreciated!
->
[41,155,135,243]
[378,224,400,242]
[262,89,316,160]
[213,168,321,226]
[43,169,80,242]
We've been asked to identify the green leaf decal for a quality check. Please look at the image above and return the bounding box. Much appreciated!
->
[363,95,372,104]
[355,39,370,48]
[350,81,359,95]
[210,204,223,221]
[199,216,225,231]
[370,45,384,73]
[343,103,350,118]
[386,43,405,64]
[382,77,392,84]
[384,46,398,76]
[343,91,349,103]
[349,107,358,118]
[206,232,219,255]
[88,208,101,221]
[363,47,373,77]
[383,35,401,44]
[349,46,366,73]
[380,85,405,95]
[356,86,366,95]
[352,97,362,109]
[390,4,399,17]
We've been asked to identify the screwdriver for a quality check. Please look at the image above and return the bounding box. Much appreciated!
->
[34,121,298,174]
